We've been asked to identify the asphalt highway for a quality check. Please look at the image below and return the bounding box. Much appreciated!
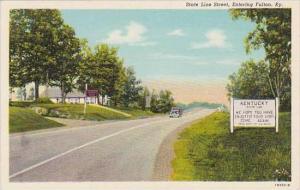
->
[9,109,214,182]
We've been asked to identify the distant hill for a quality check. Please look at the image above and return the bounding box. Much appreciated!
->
[176,102,224,110]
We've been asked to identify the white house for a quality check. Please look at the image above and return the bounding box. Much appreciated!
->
[10,83,109,105]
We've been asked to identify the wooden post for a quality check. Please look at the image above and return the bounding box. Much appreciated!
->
[84,83,87,115]
[230,97,234,133]
[276,97,279,133]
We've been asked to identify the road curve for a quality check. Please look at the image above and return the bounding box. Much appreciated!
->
[10,109,214,182]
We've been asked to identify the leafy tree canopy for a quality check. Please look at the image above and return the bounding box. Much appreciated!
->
[229,9,291,111]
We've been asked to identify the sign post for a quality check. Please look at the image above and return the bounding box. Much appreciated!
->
[230,98,278,133]
[83,83,87,115]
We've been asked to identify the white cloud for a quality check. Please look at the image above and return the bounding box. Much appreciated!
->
[167,29,185,37]
[191,29,228,49]
[103,21,155,46]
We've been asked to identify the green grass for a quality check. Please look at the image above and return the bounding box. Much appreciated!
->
[172,112,291,181]
[9,102,158,133]
[9,101,34,107]
[112,106,156,118]
[32,104,130,121]
[9,107,64,133]
[10,101,157,120]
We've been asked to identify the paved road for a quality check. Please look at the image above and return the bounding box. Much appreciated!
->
[10,109,214,182]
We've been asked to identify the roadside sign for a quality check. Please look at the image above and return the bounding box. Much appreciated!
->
[86,90,98,97]
[230,98,279,133]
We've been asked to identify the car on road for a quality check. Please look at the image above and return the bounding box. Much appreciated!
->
[169,107,183,118]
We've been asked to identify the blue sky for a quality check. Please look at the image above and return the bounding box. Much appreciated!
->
[61,10,264,85]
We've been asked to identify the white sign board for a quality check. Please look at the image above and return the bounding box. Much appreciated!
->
[234,99,275,126]
[230,98,279,133]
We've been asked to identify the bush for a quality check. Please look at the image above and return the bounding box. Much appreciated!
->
[150,90,174,113]
[9,101,33,107]
[35,97,53,104]
[31,107,49,115]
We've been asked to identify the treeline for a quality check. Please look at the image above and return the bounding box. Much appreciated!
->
[227,9,291,111]
[9,9,174,112]
[150,90,175,113]
[176,102,223,110]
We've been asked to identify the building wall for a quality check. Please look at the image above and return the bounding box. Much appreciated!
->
[10,84,109,105]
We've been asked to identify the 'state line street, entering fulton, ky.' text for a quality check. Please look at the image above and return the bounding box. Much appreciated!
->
[185,2,283,8]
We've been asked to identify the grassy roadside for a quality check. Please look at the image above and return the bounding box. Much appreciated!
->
[9,102,158,133]
[9,107,64,133]
[11,102,156,120]
[111,106,156,118]
[32,104,130,121]
[172,112,291,181]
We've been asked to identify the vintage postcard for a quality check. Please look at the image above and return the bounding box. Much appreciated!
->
[0,0,299,190]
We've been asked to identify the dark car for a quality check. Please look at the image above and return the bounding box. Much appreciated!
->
[169,107,183,118]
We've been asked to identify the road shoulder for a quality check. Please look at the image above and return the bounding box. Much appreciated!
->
[10,118,116,137]
[151,120,192,181]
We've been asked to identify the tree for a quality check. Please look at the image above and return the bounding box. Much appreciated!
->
[77,39,93,90]
[10,9,66,99]
[138,87,150,110]
[77,45,105,104]
[120,67,143,107]
[158,90,175,113]
[78,44,125,105]
[150,90,159,113]
[48,24,82,103]
[16,87,26,100]
[150,89,175,113]
[230,9,291,110]
[227,60,273,99]
[106,58,126,106]
[9,59,24,88]
[110,65,126,106]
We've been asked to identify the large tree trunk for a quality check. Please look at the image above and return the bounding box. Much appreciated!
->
[274,72,281,111]
[114,97,117,107]
[142,97,146,110]
[34,80,40,100]
[102,95,105,105]
[97,95,100,105]
[267,75,276,98]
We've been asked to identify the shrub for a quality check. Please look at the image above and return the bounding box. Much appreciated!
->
[35,97,53,104]
[31,107,49,115]
[9,101,33,107]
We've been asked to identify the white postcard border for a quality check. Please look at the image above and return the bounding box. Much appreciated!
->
[1,1,300,190]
